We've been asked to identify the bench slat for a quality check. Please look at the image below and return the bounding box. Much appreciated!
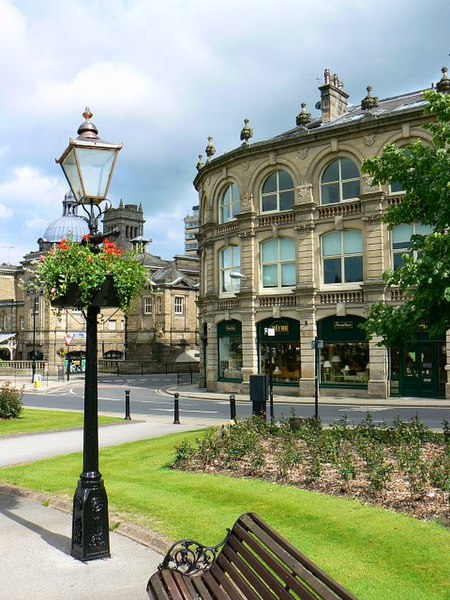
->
[226,531,306,600]
[147,512,357,600]
[147,572,172,600]
[241,513,357,600]
[220,542,279,599]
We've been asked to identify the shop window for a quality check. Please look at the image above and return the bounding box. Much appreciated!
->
[392,223,433,269]
[257,318,301,385]
[108,320,116,331]
[322,230,363,284]
[218,320,242,380]
[320,158,360,205]
[261,238,296,288]
[220,245,240,293]
[261,170,294,213]
[220,183,240,223]
[318,316,369,388]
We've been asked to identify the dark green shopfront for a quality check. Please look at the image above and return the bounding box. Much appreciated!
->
[216,316,446,398]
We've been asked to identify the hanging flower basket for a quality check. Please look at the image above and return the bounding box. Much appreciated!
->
[50,275,121,309]
[35,236,148,312]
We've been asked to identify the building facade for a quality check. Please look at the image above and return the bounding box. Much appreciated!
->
[184,205,200,255]
[194,66,450,400]
[0,194,199,370]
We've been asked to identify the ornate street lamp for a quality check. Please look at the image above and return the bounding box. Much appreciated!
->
[56,109,122,561]
[56,108,122,234]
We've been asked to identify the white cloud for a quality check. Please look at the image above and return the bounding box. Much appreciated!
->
[0,166,66,206]
[0,203,13,219]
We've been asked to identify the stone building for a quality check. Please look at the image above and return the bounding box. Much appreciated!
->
[0,193,199,370]
[194,66,449,400]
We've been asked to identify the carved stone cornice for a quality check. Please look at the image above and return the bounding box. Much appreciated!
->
[294,222,316,232]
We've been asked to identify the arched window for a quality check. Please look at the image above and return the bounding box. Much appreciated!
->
[322,230,363,284]
[261,170,294,213]
[261,238,296,288]
[392,223,433,269]
[320,158,360,205]
[220,246,240,292]
[220,183,240,223]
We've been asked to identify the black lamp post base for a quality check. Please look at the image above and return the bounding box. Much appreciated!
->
[71,473,110,561]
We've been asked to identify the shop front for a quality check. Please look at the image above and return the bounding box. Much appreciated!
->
[257,318,301,385]
[390,333,446,398]
[317,315,369,389]
[217,320,243,381]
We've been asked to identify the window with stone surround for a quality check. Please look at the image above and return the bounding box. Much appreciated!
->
[220,245,240,293]
[220,183,240,223]
[261,238,296,288]
[261,170,294,213]
[391,223,433,270]
[322,230,363,284]
[320,158,360,204]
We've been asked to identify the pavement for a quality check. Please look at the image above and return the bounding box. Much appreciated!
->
[0,412,205,600]
[0,375,447,599]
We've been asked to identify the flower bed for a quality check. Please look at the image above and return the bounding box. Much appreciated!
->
[173,415,450,526]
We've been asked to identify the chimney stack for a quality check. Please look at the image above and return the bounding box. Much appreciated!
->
[318,69,349,123]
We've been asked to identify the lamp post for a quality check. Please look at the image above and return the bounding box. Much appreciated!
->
[56,108,122,561]
[31,296,37,383]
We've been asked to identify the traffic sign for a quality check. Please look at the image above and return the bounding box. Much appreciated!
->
[64,336,74,346]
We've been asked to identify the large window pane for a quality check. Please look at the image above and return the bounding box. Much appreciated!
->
[342,180,360,200]
[262,239,278,262]
[262,194,277,212]
[278,170,294,190]
[280,190,294,211]
[321,183,339,204]
[324,258,341,283]
[343,230,362,254]
[344,256,363,282]
[392,224,412,245]
[280,239,295,260]
[262,173,277,194]
[263,264,278,287]
[281,263,296,286]
[340,158,359,179]
[322,232,341,256]
[322,161,339,183]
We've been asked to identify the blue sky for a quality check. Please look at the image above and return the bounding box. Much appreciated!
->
[0,0,448,264]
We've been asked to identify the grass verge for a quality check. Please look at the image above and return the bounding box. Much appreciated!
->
[0,408,122,436]
[0,430,448,600]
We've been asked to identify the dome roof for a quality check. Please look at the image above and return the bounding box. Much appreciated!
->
[43,191,90,242]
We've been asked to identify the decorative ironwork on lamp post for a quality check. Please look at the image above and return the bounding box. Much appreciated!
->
[56,108,122,561]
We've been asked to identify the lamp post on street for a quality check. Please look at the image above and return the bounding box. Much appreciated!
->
[56,108,122,561]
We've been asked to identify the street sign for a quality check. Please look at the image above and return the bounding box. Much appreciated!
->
[64,336,74,346]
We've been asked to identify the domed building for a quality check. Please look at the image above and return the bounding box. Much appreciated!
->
[38,191,90,251]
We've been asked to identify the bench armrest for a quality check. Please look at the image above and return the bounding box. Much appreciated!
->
[159,529,231,575]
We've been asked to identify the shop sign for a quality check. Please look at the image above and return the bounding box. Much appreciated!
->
[225,323,238,332]
[334,321,353,330]
[272,322,289,335]
[264,327,275,337]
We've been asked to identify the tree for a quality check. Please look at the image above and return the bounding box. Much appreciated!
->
[362,90,450,347]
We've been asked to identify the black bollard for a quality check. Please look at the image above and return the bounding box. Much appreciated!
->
[173,392,180,424]
[229,393,236,421]
[124,389,131,420]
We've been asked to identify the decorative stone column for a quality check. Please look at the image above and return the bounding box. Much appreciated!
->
[368,336,389,399]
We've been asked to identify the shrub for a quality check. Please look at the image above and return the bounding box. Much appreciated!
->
[0,381,24,419]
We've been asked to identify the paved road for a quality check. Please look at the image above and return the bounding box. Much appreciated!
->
[22,374,450,430]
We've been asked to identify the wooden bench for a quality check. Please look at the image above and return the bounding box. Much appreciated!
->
[147,512,357,599]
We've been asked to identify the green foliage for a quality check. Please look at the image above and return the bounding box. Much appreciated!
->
[0,381,24,419]
[362,91,450,345]
[31,237,148,313]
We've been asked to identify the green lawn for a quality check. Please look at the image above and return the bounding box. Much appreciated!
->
[0,430,448,600]
[0,408,122,436]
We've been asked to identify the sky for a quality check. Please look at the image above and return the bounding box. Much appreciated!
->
[0,0,448,265]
